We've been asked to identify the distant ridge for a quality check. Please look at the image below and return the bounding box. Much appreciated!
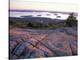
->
[9,9,78,15]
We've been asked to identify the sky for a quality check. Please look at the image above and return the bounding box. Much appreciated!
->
[10,0,78,12]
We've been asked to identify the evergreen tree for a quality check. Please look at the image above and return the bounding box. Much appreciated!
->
[66,13,77,27]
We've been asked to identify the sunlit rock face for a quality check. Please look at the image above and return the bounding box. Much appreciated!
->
[9,27,77,59]
[9,10,77,59]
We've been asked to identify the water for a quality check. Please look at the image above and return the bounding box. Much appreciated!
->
[10,11,69,20]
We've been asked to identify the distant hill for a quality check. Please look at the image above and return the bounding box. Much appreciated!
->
[9,16,65,25]
[9,9,78,16]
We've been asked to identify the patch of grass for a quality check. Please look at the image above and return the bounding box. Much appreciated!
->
[9,20,66,29]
